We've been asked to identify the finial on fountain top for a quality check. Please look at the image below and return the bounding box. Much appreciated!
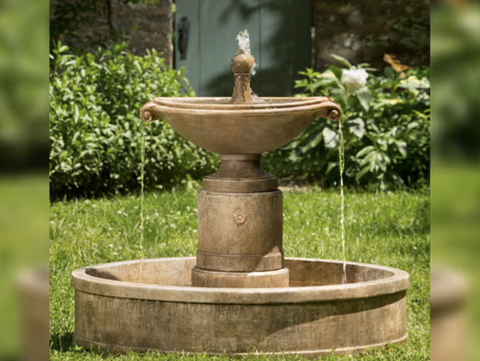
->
[230,30,255,104]
[231,53,255,75]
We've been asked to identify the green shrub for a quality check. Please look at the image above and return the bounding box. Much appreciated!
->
[49,43,217,199]
[263,55,430,190]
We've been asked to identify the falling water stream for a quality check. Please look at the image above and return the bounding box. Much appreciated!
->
[338,120,347,284]
[139,121,146,281]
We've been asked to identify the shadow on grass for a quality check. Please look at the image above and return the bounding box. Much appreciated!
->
[50,332,120,358]
[50,332,73,352]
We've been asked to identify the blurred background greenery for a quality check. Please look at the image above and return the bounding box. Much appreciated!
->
[431,3,480,360]
[0,0,49,359]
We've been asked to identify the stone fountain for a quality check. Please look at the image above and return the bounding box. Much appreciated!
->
[72,38,410,357]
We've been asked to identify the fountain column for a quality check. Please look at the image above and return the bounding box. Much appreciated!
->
[191,157,289,288]
[191,53,289,288]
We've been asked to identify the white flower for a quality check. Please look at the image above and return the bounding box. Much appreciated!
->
[341,68,369,93]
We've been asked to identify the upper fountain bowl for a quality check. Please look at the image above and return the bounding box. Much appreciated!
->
[140,96,341,154]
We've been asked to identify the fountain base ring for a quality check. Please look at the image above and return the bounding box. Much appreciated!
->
[72,257,409,358]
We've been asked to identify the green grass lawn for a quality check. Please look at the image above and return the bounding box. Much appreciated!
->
[50,189,430,360]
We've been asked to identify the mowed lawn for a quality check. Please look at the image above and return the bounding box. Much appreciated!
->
[50,189,430,361]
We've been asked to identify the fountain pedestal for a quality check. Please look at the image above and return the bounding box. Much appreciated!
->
[192,154,289,288]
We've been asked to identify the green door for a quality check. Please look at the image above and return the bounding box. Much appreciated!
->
[175,0,312,97]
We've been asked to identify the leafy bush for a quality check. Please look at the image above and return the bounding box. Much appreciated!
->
[263,55,430,190]
[49,43,217,199]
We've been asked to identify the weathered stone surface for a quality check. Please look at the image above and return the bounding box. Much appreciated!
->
[230,53,256,104]
[50,0,172,66]
[196,251,284,273]
[204,175,278,193]
[191,266,289,288]
[204,154,278,192]
[111,1,172,64]
[194,187,286,287]
[312,0,429,69]
[72,257,410,356]
[141,97,342,154]
[197,189,283,272]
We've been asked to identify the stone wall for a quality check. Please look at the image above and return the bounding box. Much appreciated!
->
[111,0,172,65]
[313,0,430,70]
[50,0,110,50]
[50,0,172,67]
[51,0,429,72]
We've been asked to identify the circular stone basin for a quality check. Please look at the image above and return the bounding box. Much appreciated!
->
[72,257,409,357]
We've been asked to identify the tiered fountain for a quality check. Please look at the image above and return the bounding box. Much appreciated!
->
[71,36,410,357]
